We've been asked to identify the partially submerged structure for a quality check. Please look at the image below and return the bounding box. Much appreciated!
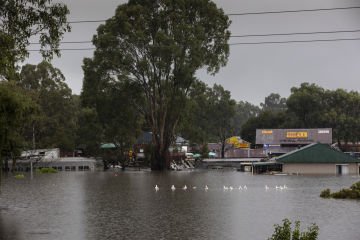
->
[275,143,360,175]
[13,148,96,172]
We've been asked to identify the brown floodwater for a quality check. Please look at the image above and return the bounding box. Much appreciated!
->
[0,170,359,240]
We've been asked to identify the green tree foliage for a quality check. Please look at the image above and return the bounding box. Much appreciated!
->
[83,0,231,170]
[0,0,70,80]
[233,100,261,137]
[81,58,143,160]
[206,84,236,158]
[180,80,212,145]
[180,83,236,158]
[286,83,325,128]
[241,82,360,147]
[18,61,77,151]
[76,107,103,157]
[0,81,34,170]
[268,219,319,240]
[241,111,291,144]
[261,93,287,112]
[321,89,360,147]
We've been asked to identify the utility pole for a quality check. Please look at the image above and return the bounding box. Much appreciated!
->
[31,124,35,179]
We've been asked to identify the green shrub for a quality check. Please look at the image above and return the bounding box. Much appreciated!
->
[14,174,25,179]
[268,219,319,240]
[39,167,58,173]
[320,189,331,198]
[331,188,360,199]
[321,181,360,199]
[350,181,360,191]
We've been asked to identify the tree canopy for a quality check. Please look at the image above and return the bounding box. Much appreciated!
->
[0,81,34,170]
[83,0,231,169]
[18,61,77,151]
[0,0,70,80]
[241,83,360,149]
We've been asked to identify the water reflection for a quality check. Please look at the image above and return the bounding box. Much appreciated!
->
[83,171,239,240]
[1,171,360,240]
[0,213,21,240]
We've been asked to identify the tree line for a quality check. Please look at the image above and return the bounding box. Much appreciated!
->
[1,0,359,171]
[241,83,360,149]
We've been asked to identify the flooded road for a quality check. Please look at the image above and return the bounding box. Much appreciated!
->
[1,170,359,240]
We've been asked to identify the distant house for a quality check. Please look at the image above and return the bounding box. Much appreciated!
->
[275,143,360,175]
[133,132,189,160]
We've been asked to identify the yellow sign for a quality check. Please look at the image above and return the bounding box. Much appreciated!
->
[286,132,308,138]
[262,130,273,134]
[227,137,249,148]
[238,143,250,148]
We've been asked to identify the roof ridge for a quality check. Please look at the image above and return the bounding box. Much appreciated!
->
[275,142,318,160]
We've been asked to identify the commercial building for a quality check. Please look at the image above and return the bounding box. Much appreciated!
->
[256,128,332,156]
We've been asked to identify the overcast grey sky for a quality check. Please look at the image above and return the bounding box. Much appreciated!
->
[26,0,360,105]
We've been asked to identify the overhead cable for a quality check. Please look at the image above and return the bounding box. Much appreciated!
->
[67,6,360,24]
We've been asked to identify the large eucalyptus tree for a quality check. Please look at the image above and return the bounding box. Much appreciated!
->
[83,0,231,170]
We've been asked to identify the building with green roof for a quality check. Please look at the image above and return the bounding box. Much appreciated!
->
[275,143,360,175]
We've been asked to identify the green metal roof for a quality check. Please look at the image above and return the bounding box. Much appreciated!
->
[100,143,116,149]
[276,143,359,164]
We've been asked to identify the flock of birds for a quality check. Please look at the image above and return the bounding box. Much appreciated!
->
[154,184,288,191]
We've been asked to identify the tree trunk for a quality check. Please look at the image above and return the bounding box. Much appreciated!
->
[151,145,169,171]
[4,158,9,172]
[0,151,2,180]
[221,140,225,159]
[11,158,16,173]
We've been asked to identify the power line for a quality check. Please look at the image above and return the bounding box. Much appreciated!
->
[28,28,360,45]
[227,6,360,16]
[67,6,360,23]
[29,41,92,45]
[26,37,360,52]
[231,29,360,38]
[27,48,95,51]
[229,37,360,45]
[68,20,105,24]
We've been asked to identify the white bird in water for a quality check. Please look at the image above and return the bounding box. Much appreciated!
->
[283,185,288,189]
[155,185,159,191]
[192,186,197,190]
[265,185,269,190]
[275,185,280,190]
[229,186,233,191]
[238,186,243,190]
[205,185,209,191]
[171,185,176,191]
[243,185,247,190]
[280,186,284,190]
[223,186,229,190]
[183,185,187,190]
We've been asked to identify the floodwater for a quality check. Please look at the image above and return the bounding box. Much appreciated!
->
[0,170,359,240]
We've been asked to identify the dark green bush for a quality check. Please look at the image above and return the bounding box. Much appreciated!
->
[350,181,360,191]
[268,218,319,240]
[320,181,360,199]
[320,189,331,198]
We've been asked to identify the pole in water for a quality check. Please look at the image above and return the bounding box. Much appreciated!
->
[30,161,33,179]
